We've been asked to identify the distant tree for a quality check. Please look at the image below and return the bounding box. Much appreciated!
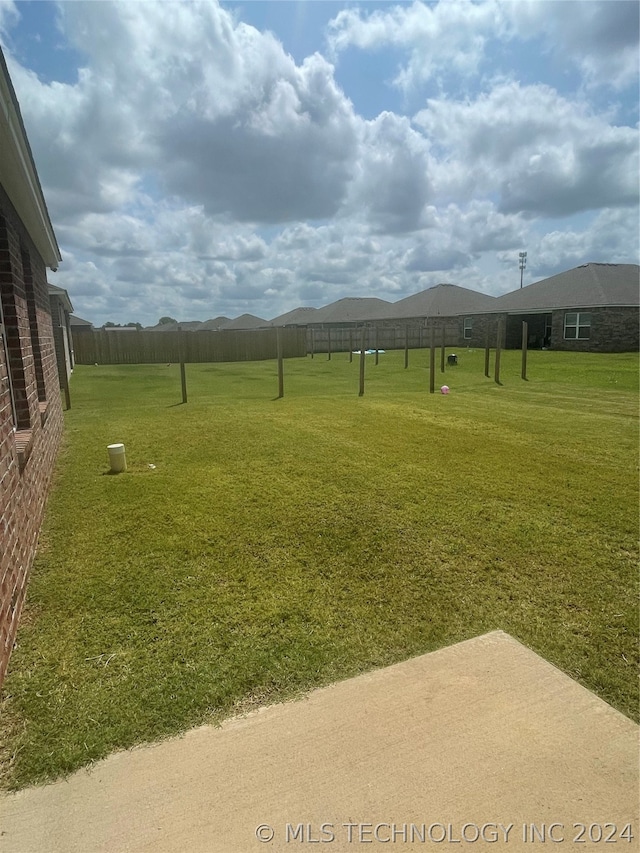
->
[104,321,117,327]
[125,322,143,330]
[158,316,177,325]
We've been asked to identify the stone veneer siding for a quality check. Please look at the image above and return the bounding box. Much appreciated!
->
[0,181,63,686]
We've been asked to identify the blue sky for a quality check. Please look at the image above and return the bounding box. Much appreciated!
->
[0,0,638,326]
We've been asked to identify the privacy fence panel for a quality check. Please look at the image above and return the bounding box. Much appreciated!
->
[74,328,307,365]
[306,321,461,354]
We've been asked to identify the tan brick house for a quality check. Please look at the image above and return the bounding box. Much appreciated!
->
[0,49,63,685]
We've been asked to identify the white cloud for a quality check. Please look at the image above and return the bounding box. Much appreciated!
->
[0,0,17,39]
[507,0,639,91]
[158,54,359,223]
[1,0,636,326]
[328,0,639,94]
[327,0,504,90]
[528,207,640,278]
[55,2,361,225]
[414,83,639,217]
[344,111,433,233]
[5,59,144,217]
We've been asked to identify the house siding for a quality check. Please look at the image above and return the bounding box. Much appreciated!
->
[0,182,63,686]
[551,307,639,353]
[464,307,638,353]
[463,313,507,349]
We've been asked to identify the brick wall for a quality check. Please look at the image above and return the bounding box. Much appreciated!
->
[464,313,506,349]
[0,183,63,687]
[551,308,639,353]
[465,309,639,353]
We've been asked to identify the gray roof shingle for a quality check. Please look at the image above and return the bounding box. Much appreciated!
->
[222,313,270,330]
[491,263,639,313]
[270,307,320,326]
[69,314,93,327]
[312,297,391,323]
[378,283,497,319]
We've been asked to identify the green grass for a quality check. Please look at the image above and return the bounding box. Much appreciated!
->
[1,349,638,789]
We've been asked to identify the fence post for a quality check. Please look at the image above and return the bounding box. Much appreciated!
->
[349,329,353,363]
[327,327,331,361]
[310,328,314,359]
[359,327,366,397]
[180,361,187,403]
[374,326,379,365]
[277,328,284,398]
[494,318,503,386]
[440,323,446,373]
[521,321,528,381]
[404,325,409,368]
[429,324,435,393]
[178,328,188,403]
[484,326,490,378]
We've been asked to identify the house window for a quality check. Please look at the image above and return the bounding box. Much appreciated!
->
[564,312,592,340]
[22,249,47,403]
[0,281,29,428]
[0,298,18,427]
[463,317,472,339]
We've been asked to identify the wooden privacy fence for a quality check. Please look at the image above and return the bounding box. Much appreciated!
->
[307,322,460,354]
[74,327,307,365]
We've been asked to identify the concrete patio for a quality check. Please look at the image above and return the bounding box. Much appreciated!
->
[0,630,637,852]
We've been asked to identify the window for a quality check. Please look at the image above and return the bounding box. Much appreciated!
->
[22,249,47,403]
[0,283,27,428]
[1,260,37,467]
[0,298,18,427]
[564,312,592,340]
[463,317,472,339]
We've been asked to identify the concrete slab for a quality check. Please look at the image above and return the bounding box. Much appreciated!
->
[0,630,637,853]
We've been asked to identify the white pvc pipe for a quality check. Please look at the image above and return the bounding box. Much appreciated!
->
[107,443,127,473]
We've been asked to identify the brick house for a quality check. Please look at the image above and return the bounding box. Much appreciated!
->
[0,49,63,685]
[373,283,497,346]
[463,264,639,352]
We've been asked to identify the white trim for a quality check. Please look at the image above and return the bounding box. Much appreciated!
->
[563,311,592,340]
[0,300,18,428]
[0,60,61,269]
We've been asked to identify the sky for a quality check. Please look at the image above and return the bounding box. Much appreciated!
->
[0,0,638,327]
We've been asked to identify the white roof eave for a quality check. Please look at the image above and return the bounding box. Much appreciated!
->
[0,65,61,271]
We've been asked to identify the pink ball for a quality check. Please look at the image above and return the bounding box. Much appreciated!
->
[440,385,450,394]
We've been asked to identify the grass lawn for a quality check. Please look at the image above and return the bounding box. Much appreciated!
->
[1,348,638,789]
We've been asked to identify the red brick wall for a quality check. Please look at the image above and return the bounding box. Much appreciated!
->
[0,183,63,687]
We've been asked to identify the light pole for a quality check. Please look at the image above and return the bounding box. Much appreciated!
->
[519,251,527,289]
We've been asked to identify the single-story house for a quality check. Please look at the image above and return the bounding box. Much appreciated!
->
[220,313,269,330]
[463,263,639,352]
[69,314,94,333]
[0,48,63,685]
[271,289,500,353]
[270,307,320,327]
[282,298,393,352]
[309,297,392,328]
[373,283,498,346]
